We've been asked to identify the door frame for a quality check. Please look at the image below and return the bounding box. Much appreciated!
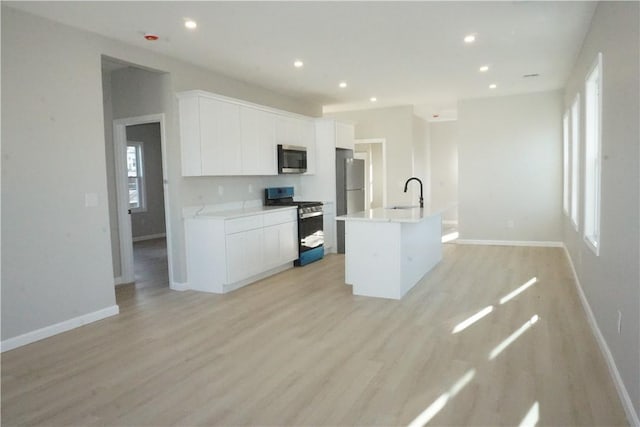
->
[354,138,388,207]
[113,114,175,288]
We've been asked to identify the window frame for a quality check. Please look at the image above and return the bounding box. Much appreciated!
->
[127,140,147,213]
[583,52,603,255]
[562,112,570,216]
[570,94,580,231]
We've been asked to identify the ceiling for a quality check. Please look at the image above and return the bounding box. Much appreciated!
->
[7,1,596,117]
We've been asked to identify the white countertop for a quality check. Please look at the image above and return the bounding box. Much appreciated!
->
[336,206,442,223]
[188,205,296,220]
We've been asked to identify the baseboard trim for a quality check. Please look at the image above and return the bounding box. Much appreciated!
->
[562,245,640,426]
[170,281,189,291]
[132,233,166,242]
[0,305,120,353]
[456,239,564,248]
[114,276,132,286]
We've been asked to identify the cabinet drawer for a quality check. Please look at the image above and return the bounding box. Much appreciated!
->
[225,215,263,234]
[263,209,297,227]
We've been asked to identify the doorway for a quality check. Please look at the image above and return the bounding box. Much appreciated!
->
[354,139,387,208]
[113,115,173,289]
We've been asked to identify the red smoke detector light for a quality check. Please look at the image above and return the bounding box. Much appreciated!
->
[144,33,159,41]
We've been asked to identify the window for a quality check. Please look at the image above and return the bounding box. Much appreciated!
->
[562,112,569,215]
[570,95,580,230]
[127,141,146,213]
[584,53,602,254]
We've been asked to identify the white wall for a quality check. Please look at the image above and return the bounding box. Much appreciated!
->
[412,116,430,205]
[562,1,639,421]
[355,143,384,208]
[429,121,458,222]
[327,106,421,206]
[1,6,320,342]
[457,90,563,243]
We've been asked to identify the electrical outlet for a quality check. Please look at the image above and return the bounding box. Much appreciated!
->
[617,310,622,334]
[218,185,224,196]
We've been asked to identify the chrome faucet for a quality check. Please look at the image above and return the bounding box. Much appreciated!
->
[403,177,424,208]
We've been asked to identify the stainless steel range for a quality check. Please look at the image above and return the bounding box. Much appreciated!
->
[264,187,324,266]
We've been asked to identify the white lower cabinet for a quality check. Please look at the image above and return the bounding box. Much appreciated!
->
[226,228,264,283]
[263,222,298,268]
[185,207,298,293]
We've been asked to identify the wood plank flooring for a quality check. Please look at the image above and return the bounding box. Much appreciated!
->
[1,244,628,426]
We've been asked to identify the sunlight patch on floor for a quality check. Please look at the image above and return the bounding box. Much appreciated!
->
[407,369,476,427]
[519,401,540,427]
[452,305,494,334]
[441,231,459,243]
[489,315,539,360]
[499,277,537,305]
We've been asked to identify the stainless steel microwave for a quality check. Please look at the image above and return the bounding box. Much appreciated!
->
[277,144,307,174]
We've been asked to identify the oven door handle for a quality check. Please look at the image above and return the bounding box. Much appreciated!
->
[300,211,323,219]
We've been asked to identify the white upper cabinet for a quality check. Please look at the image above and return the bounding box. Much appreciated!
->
[178,94,204,176]
[178,90,315,176]
[240,106,277,175]
[200,97,242,176]
[336,121,355,150]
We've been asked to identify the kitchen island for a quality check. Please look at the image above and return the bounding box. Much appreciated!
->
[336,207,442,299]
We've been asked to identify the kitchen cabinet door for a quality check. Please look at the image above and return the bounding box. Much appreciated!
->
[279,221,298,262]
[200,97,242,175]
[178,95,203,176]
[323,214,336,254]
[301,119,316,175]
[275,115,301,146]
[241,107,277,175]
[263,221,298,268]
[336,121,355,150]
[226,229,264,283]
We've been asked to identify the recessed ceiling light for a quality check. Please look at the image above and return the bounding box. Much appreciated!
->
[185,20,197,29]
[464,34,476,43]
[293,60,304,68]
[479,65,489,72]
[339,82,348,88]
[489,83,497,89]
[370,97,377,102]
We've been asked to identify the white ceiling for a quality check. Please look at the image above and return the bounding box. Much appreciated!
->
[7,1,596,117]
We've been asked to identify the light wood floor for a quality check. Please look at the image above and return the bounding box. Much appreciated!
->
[1,244,627,426]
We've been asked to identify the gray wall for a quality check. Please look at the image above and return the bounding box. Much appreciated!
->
[429,121,458,222]
[2,7,117,339]
[102,67,120,277]
[562,1,639,419]
[126,123,166,239]
[1,6,320,341]
[457,90,563,242]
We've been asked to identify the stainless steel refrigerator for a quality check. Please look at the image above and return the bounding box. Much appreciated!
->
[336,149,365,253]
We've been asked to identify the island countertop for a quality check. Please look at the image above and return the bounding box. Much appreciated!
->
[336,206,442,223]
